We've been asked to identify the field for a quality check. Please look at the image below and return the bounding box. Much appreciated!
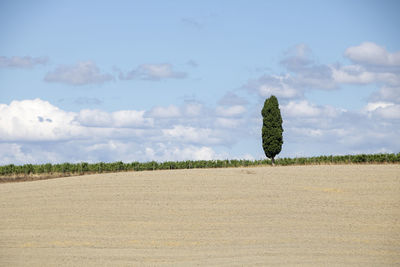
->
[1,165,399,266]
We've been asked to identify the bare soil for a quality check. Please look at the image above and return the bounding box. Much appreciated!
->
[0,165,399,266]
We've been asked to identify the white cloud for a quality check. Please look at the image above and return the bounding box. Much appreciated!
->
[370,86,400,104]
[0,143,36,164]
[345,42,400,66]
[259,83,300,99]
[0,142,67,165]
[119,63,187,81]
[331,65,375,84]
[81,141,219,162]
[183,102,203,117]
[364,102,400,119]
[331,64,400,85]
[216,105,246,117]
[240,153,255,160]
[145,147,156,158]
[146,143,218,161]
[44,61,114,86]
[148,105,181,118]
[247,42,400,103]
[245,74,304,99]
[276,94,400,156]
[1,92,399,165]
[280,43,314,71]
[290,127,324,138]
[77,109,153,128]
[364,101,394,112]
[282,100,340,118]
[0,99,239,164]
[215,118,243,128]
[171,146,216,160]
[76,109,111,127]
[189,146,216,160]
[375,105,400,119]
[0,99,154,143]
[283,100,320,117]
[112,110,154,127]
[0,98,81,141]
[242,43,400,157]
[0,56,48,68]
[279,44,336,90]
[162,125,222,145]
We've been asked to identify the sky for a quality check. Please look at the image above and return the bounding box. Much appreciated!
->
[0,0,399,164]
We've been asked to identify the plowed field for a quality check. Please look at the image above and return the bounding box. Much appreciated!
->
[1,165,399,266]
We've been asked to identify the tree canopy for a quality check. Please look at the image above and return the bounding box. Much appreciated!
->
[261,95,283,164]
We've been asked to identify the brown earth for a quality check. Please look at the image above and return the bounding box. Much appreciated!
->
[0,165,399,266]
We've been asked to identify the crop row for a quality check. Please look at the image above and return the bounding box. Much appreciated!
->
[0,153,399,177]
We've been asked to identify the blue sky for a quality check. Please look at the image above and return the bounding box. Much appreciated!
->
[0,0,399,164]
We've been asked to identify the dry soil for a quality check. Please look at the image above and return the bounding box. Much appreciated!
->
[0,165,399,266]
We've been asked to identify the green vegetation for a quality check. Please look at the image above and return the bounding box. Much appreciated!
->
[0,153,399,181]
[261,95,283,165]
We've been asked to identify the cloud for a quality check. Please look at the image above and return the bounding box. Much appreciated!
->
[245,42,400,110]
[162,125,223,145]
[215,117,243,128]
[0,99,153,142]
[0,99,235,164]
[183,146,216,160]
[364,101,394,112]
[345,42,400,66]
[293,64,336,90]
[372,104,400,119]
[280,44,336,90]
[150,144,217,161]
[244,44,339,100]
[282,100,321,117]
[119,63,187,81]
[248,42,400,103]
[44,61,114,86]
[364,102,400,119]
[280,43,314,71]
[1,94,399,165]
[282,100,340,118]
[258,81,301,98]
[331,64,400,86]
[183,102,203,117]
[280,101,400,156]
[0,56,48,68]
[243,43,400,157]
[216,105,246,117]
[76,109,154,128]
[147,105,181,118]
[0,143,63,165]
[332,42,400,87]
[0,98,80,141]
[245,74,303,99]
[370,86,400,104]
[241,42,400,157]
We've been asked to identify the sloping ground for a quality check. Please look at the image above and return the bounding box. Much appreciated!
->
[0,165,399,266]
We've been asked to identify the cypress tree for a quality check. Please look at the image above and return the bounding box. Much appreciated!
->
[261,95,283,165]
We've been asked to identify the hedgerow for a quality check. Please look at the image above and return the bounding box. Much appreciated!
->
[0,153,399,178]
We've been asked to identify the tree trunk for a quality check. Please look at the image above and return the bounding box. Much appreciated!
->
[271,156,275,166]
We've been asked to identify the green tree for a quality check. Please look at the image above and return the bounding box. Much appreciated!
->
[261,95,283,165]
